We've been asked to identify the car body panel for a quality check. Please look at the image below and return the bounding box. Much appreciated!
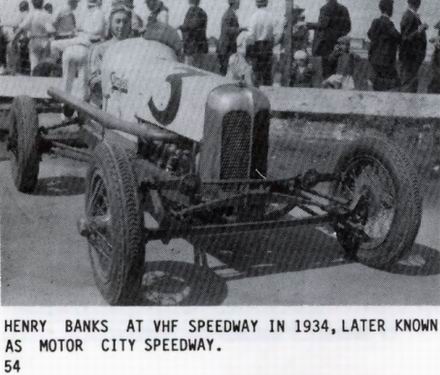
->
[101,38,235,143]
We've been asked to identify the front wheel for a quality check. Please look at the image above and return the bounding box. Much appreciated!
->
[85,142,145,305]
[332,133,422,269]
[8,95,40,192]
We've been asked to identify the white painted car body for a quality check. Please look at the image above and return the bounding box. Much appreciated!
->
[101,38,235,143]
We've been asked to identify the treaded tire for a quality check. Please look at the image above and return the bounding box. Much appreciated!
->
[332,132,422,269]
[9,95,40,192]
[85,141,145,305]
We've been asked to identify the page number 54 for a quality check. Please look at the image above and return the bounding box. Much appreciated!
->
[4,360,21,373]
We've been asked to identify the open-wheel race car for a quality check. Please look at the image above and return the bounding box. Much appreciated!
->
[5,38,422,305]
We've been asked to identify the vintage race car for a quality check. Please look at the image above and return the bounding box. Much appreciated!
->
[5,38,422,305]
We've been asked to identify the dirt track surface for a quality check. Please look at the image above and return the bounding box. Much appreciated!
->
[1,123,440,306]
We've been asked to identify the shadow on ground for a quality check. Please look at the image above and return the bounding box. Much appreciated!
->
[136,227,349,306]
[195,227,350,281]
[136,227,440,306]
[34,176,85,196]
[137,261,227,306]
[389,244,440,276]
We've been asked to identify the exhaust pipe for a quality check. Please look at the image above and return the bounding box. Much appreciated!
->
[47,87,180,143]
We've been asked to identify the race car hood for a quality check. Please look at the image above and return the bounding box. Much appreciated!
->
[101,38,235,142]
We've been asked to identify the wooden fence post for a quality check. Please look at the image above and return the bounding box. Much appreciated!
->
[282,0,294,86]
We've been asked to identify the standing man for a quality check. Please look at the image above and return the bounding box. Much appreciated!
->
[146,0,169,24]
[52,0,79,40]
[6,1,30,74]
[0,21,7,74]
[12,0,55,74]
[179,0,208,68]
[309,0,351,79]
[217,0,244,76]
[51,0,106,102]
[399,0,428,93]
[17,1,30,25]
[367,0,401,91]
[246,0,281,86]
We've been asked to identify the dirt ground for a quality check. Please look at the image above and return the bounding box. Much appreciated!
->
[1,117,439,305]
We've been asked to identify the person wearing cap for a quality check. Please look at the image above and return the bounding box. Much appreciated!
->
[179,0,208,68]
[246,0,283,86]
[53,0,105,102]
[309,0,351,79]
[146,0,169,25]
[399,0,427,93]
[367,0,401,91]
[12,0,55,74]
[217,0,246,76]
[88,0,133,106]
[52,0,79,40]
[290,50,314,87]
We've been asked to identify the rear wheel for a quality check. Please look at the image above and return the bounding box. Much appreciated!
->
[85,142,145,305]
[8,95,40,192]
[332,133,422,269]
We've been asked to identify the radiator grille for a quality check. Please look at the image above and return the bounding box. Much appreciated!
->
[251,110,270,178]
[220,111,252,180]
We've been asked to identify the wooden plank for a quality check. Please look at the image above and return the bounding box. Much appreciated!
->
[282,0,294,86]
[0,76,62,99]
[261,86,440,121]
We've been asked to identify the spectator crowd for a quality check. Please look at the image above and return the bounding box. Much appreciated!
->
[0,0,439,94]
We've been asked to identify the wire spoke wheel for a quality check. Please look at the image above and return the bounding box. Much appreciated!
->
[332,133,422,269]
[338,158,396,250]
[87,170,113,281]
[85,142,145,305]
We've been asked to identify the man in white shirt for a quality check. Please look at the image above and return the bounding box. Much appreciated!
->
[53,0,79,40]
[51,0,105,54]
[51,0,105,102]
[246,0,281,86]
[16,1,31,28]
[13,0,55,74]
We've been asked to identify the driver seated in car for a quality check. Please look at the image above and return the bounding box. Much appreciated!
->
[88,0,133,107]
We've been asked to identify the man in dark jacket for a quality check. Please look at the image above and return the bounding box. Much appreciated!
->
[179,0,208,68]
[217,0,243,75]
[399,0,428,93]
[309,0,351,79]
[368,0,401,91]
[0,23,7,73]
